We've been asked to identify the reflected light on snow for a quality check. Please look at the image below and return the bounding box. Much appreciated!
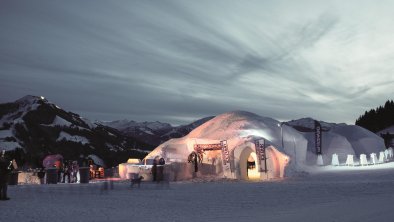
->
[239,129,272,141]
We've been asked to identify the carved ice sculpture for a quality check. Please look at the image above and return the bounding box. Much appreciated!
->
[316,154,324,166]
[331,153,339,166]
[388,147,393,159]
[345,155,354,166]
[378,151,385,163]
[359,154,368,166]
[370,153,378,165]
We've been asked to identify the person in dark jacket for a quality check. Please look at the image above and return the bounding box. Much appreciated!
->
[62,161,71,183]
[157,158,165,182]
[0,150,11,200]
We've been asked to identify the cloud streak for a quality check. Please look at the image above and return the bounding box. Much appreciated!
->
[1,0,394,125]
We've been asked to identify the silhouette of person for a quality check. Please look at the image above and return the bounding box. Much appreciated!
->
[0,150,11,200]
[157,158,165,182]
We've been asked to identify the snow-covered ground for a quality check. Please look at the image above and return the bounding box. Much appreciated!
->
[2,163,394,222]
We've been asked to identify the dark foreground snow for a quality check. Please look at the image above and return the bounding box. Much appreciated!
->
[2,164,394,222]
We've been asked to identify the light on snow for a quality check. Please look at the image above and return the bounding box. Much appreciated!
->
[239,129,273,141]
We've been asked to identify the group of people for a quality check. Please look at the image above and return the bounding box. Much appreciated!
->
[57,160,79,183]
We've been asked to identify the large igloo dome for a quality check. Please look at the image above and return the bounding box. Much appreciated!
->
[121,111,385,181]
[145,111,308,180]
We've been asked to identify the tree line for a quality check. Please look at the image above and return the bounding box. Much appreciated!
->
[355,100,394,133]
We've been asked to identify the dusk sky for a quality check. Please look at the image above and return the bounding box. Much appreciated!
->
[1,0,394,125]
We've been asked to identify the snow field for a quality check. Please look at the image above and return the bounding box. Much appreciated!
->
[2,165,394,222]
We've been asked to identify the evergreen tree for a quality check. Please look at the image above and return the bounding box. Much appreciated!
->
[356,100,394,132]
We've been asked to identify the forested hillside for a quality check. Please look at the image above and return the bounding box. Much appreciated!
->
[355,100,394,133]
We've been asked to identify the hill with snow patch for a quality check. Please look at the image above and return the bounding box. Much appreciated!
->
[0,95,150,168]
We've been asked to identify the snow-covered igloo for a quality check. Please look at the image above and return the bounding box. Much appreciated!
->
[135,111,385,181]
[287,118,386,165]
[144,111,308,181]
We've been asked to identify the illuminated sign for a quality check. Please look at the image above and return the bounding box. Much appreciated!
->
[194,143,222,151]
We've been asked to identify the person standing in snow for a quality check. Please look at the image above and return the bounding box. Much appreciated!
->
[55,160,63,183]
[62,161,71,183]
[157,158,165,182]
[0,150,11,200]
[71,161,79,183]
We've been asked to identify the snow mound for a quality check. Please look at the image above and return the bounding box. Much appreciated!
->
[331,125,385,156]
[288,118,385,164]
[303,131,355,164]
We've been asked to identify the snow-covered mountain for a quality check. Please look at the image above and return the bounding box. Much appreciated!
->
[101,116,214,147]
[0,95,150,168]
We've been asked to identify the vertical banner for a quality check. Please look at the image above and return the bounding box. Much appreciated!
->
[315,120,322,155]
[220,140,231,172]
[254,139,267,172]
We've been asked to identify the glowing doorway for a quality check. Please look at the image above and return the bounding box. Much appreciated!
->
[247,153,260,179]
[239,147,260,180]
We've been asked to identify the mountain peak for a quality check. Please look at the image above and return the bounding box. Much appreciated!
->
[15,95,48,107]
[16,95,46,103]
